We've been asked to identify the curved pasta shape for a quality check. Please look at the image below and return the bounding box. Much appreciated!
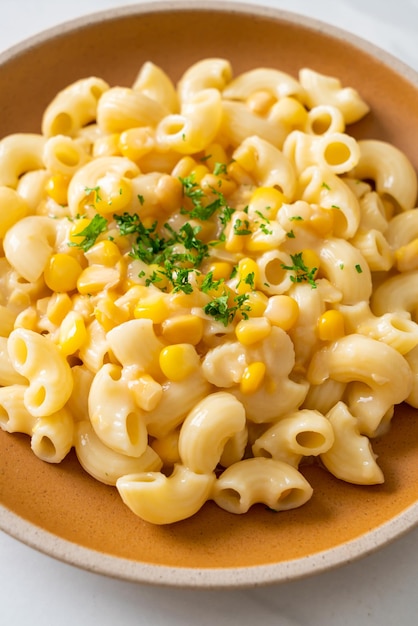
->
[0,337,27,386]
[8,328,73,417]
[371,271,418,317]
[75,420,162,485]
[0,384,36,435]
[107,318,165,379]
[305,104,345,135]
[222,67,305,101]
[42,76,109,137]
[43,135,90,177]
[177,58,232,101]
[298,165,361,239]
[299,68,370,124]
[31,407,74,463]
[349,229,393,272]
[348,140,418,212]
[220,100,287,149]
[0,186,30,239]
[0,133,46,187]
[178,392,246,474]
[308,334,413,436]
[212,457,313,513]
[156,88,222,153]
[252,408,334,467]
[321,402,384,484]
[385,209,418,249]
[132,61,179,112]
[67,155,139,216]
[3,215,57,282]
[232,135,296,199]
[116,464,215,524]
[97,87,168,133]
[318,238,372,305]
[404,345,418,408]
[88,363,148,458]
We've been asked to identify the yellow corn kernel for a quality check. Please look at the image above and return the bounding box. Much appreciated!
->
[246,89,277,115]
[235,317,271,346]
[58,311,87,356]
[201,143,228,172]
[317,309,345,341]
[44,253,83,293]
[77,265,120,295]
[93,133,121,158]
[161,314,204,345]
[190,164,210,184]
[119,127,154,161]
[236,257,260,294]
[68,217,92,245]
[309,206,334,237]
[84,239,122,266]
[94,295,129,332]
[395,238,418,272]
[271,96,308,129]
[155,174,183,213]
[134,293,169,324]
[151,429,180,466]
[241,290,268,318]
[200,173,237,197]
[265,295,299,330]
[159,344,200,381]
[0,187,29,237]
[248,186,286,220]
[227,160,255,186]
[233,143,257,173]
[240,361,266,394]
[205,262,233,281]
[300,249,320,279]
[171,156,198,179]
[45,173,71,206]
[90,177,133,215]
[46,292,73,325]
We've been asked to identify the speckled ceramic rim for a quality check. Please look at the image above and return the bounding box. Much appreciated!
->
[1,1,418,588]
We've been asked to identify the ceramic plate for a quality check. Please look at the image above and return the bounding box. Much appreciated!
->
[1,1,418,588]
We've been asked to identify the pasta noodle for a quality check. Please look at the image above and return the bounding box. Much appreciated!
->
[0,58,417,524]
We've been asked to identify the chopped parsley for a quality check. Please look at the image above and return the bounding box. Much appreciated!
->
[203,293,250,326]
[355,264,363,274]
[233,218,252,236]
[69,214,108,251]
[213,162,228,176]
[281,252,318,288]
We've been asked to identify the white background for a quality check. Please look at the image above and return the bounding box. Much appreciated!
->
[2,1,418,624]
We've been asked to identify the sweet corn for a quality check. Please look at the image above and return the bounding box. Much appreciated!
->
[119,127,154,161]
[44,253,84,293]
[246,89,277,115]
[205,261,234,281]
[58,311,87,356]
[265,295,299,330]
[189,163,210,184]
[93,133,121,158]
[271,96,308,130]
[200,143,228,173]
[68,217,92,246]
[300,249,320,279]
[248,186,286,220]
[159,343,200,381]
[171,156,198,179]
[240,361,266,394]
[45,173,71,206]
[155,174,183,213]
[88,176,133,215]
[317,309,345,341]
[309,206,334,237]
[161,314,204,345]
[235,317,271,346]
[227,160,255,186]
[240,290,268,318]
[94,294,129,331]
[84,239,122,267]
[236,257,260,294]
[395,238,418,272]
[77,265,120,295]
[134,293,169,324]
[46,292,73,325]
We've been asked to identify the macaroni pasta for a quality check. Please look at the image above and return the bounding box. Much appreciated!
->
[0,59,417,524]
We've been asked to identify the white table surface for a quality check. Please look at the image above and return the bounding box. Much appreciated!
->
[2,0,418,624]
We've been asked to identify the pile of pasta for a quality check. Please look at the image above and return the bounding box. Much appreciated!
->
[1,58,418,525]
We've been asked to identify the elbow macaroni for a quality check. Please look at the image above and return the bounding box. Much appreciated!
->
[0,58,416,524]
